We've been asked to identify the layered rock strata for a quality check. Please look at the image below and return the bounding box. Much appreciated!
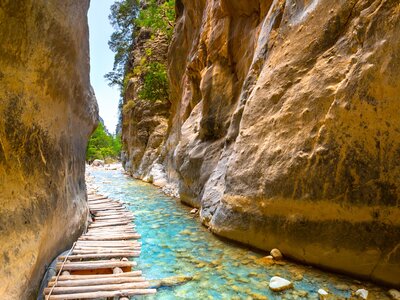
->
[0,1,97,298]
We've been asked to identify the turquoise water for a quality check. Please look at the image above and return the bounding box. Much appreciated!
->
[89,169,390,300]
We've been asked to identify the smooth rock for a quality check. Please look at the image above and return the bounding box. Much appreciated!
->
[92,159,105,167]
[149,275,193,288]
[190,208,199,214]
[256,256,275,266]
[318,288,329,300]
[269,276,293,292]
[388,289,400,300]
[270,248,283,260]
[355,289,368,299]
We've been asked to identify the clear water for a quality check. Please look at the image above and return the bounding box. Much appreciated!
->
[89,168,390,300]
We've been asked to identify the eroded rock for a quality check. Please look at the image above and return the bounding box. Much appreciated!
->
[0,0,97,298]
[269,276,293,292]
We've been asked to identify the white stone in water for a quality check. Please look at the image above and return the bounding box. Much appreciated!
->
[355,289,368,299]
[190,208,198,214]
[269,276,293,291]
[388,289,400,300]
[318,288,329,300]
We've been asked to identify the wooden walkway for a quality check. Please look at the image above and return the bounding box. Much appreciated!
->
[44,192,156,299]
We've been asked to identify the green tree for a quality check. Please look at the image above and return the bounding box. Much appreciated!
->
[86,123,121,161]
[105,0,139,88]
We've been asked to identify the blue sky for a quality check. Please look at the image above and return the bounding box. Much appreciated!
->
[88,1,120,134]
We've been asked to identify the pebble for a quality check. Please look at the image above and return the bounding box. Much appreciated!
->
[335,283,350,291]
[355,289,368,299]
[318,288,329,300]
[269,276,293,292]
[388,289,400,300]
[270,248,283,260]
[190,208,198,214]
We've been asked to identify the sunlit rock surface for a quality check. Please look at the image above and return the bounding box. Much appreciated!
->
[121,27,170,184]
[158,0,400,285]
[0,1,97,298]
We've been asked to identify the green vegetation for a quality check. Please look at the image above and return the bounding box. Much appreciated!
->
[106,0,175,93]
[136,0,175,38]
[139,62,168,101]
[86,123,122,162]
[105,0,139,88]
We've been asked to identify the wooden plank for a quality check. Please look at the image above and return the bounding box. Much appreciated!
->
[58,252,140,260]
[72,249,141,255]
[44,282,150,294]
[88,196,108,201]
[47,289,157,299]
[50,271,142,281]
[74,246,141,251]
[79,234,141,241]
[89,221,133,228]
[57,261,137,271]
[76,240,140,247]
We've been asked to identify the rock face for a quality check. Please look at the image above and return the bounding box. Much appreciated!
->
[162,0,400,286]
[121,27,170,185]
[0,1,97,298]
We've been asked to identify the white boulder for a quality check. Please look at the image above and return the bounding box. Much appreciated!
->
[355,289,368,299]
[318,288,329,300]
[388,289,400,300]
[269,276,293,292]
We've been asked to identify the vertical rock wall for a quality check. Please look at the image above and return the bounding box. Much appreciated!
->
[0,1,97,298]
[121,5,171,185]
[162,0,400,286]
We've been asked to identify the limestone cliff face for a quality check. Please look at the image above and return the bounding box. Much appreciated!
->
[122,27,171,183]
[0,1,97,298]
[161,0,400,286]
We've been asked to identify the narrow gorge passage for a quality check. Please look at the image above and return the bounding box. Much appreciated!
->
[0,0,399,299]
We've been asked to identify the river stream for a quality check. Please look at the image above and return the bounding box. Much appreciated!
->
[88,167,390,300]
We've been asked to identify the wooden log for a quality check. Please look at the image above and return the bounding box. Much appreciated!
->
[90,221,132,226]
[48,277,146,286]
[89,222,133,228]
[50,271,142,281]
[73,249,141,254]
[95,216,135,220]
[88,196,108,201]
[91,208,126,212]
[87,225,135,230]
[58,252,140,260]
[93,213,134,218]
[72,248,141,253]
[79,234,141,241]
[74,246,141,251]
[47,288,157,299]
[84,230,137,235]
[83,232,137,237]
[89,205,125,209]
[44,282,150,294]
[76,241,140,246]
[56,261,136,271]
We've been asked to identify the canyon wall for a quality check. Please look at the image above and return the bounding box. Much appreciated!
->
[0,1,97,298]
[122,0,400,286]
[121,3,171,186]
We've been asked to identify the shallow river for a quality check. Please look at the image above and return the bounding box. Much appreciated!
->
[89,168,390,300]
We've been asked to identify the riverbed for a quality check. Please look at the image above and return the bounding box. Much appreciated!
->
[88,167,391,299]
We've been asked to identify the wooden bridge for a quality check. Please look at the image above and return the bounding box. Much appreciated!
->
[44,191,156,299]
